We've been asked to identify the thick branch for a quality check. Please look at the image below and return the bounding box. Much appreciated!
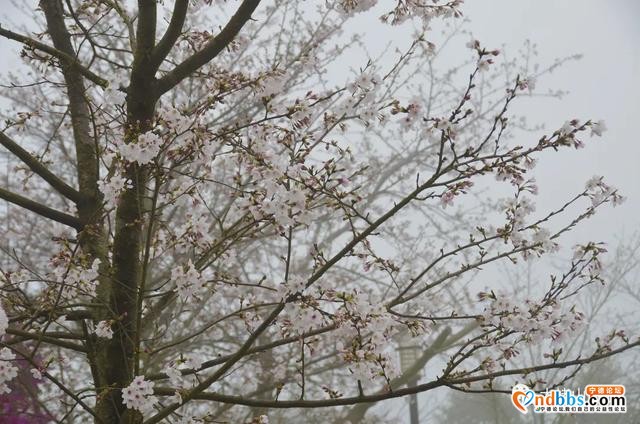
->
[0,186,82,229]
[0,25,107,87]
[147,324,337,381]
[149,0,189,71]
[0,132,83,203]
[153,340,640,409]
[6,328,87,352]
[155,0,261,96]
[136,0,158,53]
[41,0,102,206]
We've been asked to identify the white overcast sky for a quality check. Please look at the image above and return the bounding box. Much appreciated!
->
[463,0,640,245]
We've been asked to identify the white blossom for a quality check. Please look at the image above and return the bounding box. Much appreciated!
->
[532,227,558,252]
[53,258,101,299]
[101,76,127,106]
[184,355,203,371]
[559,120,575,136]
[30,368,42,380]
[122,375,158,415]
[98,172,132,209]
[337,0,377,17]
[0,348,18,395]
[590,119,607,137]
[164,364,184,387]
[117,132,163,164]
[478,59,491,72]
[94,320,114,339]
[259,74,286,97]
[172,260,207,302]
[348,72,379,93]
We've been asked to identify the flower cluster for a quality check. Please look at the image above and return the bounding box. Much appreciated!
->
[439,181,474,208]
[100,76,127,106]
[284,304,324,334]
[478,292,586,348]
[0,348,18,394]
[235,152,320,229]
[255,184,310,228]
[93,321,113,339]
[98,172,132,209]
[277,274,307,299]
[50,257,101,300]
[555,118,607,149]
[334,294,399,384]
[497,196,539,252]
[337,0,377,17]
[380,0,464,25]
[258,73,287,98]
[117,132,164,165]
[171,260,208,302]
[584,176,625,207]
[122,375,157,415]
[163,354,203,390]
[589,119,607,137]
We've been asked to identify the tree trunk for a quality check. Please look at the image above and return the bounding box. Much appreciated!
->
[93,41,158,424]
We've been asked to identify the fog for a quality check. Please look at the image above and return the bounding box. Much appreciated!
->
[350,1,640,422]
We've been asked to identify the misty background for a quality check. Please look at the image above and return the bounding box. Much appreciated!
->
[349,1,640,422]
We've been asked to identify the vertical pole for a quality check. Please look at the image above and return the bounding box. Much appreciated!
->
[408,376,420,424]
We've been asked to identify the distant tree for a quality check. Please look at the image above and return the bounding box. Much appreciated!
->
[436,243,640,424]
[0,1,635,423]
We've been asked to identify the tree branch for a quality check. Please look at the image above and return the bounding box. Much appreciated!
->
[145,303,285,424]
[6,328,87,352]
[155,0,261,96]
[2,344,103,423]
[0,25,107,87]
[146,324,337,381]
[0,186,82,229]
[136,0,158,53]
[343,327,453,423]
[149,0,189,71]
[40,0,101,205]
[146,157,449,423]
[0,132,83,203]
[153,340,640,409]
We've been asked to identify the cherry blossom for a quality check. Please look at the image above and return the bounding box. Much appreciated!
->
[30,368,42,380]
[50,257,101,300]
[117,132,164,165]
[98,172,133,209]
[93,321,113,339]
[590,119,607,137]
[0,1,634,422]
[122,375,158,415]
[0,348,18,395]
[171,260,208,302]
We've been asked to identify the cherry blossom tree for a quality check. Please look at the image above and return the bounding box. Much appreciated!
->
[0,1,637,423]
